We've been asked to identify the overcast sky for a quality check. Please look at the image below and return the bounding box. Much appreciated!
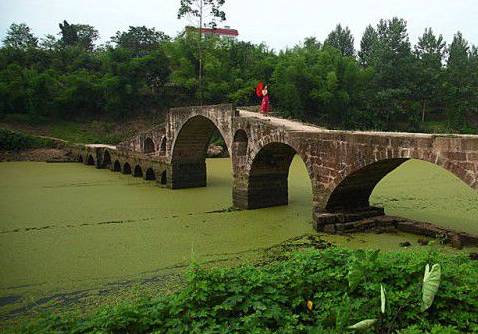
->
[1,0,477,51]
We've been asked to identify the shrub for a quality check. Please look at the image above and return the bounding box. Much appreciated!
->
[11,248,478,333]
[0,128,58,151]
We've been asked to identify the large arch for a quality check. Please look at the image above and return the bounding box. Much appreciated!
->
[234,141,314,209]
[169,115,230,189]
[102,150,112,169]
[324,155,474,213]
[144,138,155,154]
[326,158,408,212]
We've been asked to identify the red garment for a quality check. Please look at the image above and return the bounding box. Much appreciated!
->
[256,82,264,97]
[260,94,270,113]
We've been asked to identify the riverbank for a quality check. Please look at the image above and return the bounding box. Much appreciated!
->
[5,246,478,333]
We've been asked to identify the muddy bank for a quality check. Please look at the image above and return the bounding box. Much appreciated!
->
[0,148,75,162]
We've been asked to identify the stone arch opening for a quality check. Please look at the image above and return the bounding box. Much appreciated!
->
[160,170,167,185]
[236,142,313,209]
[144,137,155,154]
[133,165,143,177]
[122,162,132,175]
[159,137,167,156]
[233,129,248,156]
[87,155,95,166]
[102,150,112,168]
[145,168,156,180]
[170,115,229,189]
[326,158,408,212]
[325,157,475,214]
[322,158,478,234]
[113,160,121,172]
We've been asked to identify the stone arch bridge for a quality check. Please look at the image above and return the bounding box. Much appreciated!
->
[77,104,478,230]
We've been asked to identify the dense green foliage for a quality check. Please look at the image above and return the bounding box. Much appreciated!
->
[0,128,58,150]
[1,18,477,133]
[14,248,478,333]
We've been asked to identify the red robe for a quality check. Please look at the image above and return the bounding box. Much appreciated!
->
[260,92,270,113]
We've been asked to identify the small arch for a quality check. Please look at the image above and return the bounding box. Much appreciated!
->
[133,165,143,177]
[78,155,84,163]
[122,162,132,175]
[160,170,167,185]
[233,129,248,156]
[102,150,112,168]
[87,155,95,166]
[159,137,167,156]
[144,137,155,154]
[113,160,121,172]
[145,168,156,180]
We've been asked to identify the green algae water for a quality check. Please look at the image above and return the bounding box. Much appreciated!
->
[0,158,477,319]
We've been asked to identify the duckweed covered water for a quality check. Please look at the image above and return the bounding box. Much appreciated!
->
[0,158,477,318]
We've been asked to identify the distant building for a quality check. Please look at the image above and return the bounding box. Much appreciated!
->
[186,26,239,40]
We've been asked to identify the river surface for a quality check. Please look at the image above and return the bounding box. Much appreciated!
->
[0,158,477,318]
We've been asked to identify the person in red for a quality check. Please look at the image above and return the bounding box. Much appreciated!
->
[256,82,270,114]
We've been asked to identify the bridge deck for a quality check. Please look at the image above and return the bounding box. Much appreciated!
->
[238,109,324,133]
[238,109,478,139]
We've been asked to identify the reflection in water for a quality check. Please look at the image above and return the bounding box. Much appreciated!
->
[0,158,477,315]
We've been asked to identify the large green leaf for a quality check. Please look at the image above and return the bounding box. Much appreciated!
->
[381,284,386,314]
[348,319,377,330]
[421,263,441,311]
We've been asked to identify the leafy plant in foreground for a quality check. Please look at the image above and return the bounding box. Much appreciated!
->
[348,263,442,332]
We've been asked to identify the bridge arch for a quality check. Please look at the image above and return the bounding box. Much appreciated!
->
[144,138,155,154]
[169,115,230,189]
[87,154,95,166]
[122,162,132,175]
[102,150,112,169]
[324,154,473,212]
[145,168,156,180]
[133,165,143,177]
[113,160,121,172]
[160,170,167,185]
[234,139,314,209]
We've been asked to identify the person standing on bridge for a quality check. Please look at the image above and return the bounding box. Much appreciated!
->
[256,82,271,114]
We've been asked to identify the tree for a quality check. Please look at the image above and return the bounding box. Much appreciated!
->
[446,32,472,129]
[39,34,59,51]
[370,18,416,130]
[2,23,38,50]
[414,28,446,122]
[111,26,170,56]
[177,0,227,103]
[59,20,99,51]
[324,24,355,57]
[358,25,378,67]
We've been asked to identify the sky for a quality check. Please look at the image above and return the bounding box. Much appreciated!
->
[1,0,477,51]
